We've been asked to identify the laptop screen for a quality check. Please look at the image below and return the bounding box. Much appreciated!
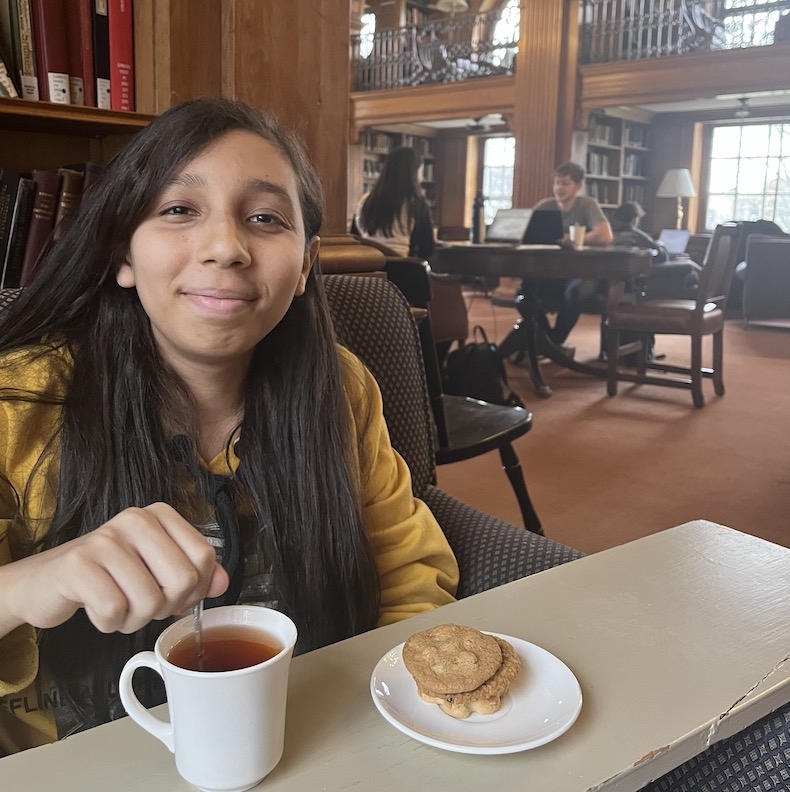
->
[523,209,564,245]
[485,208,533,243]
[657,229,691,255]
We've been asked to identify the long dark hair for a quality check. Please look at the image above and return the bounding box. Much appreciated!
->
[359,146,427,237]
[0,98,380,721]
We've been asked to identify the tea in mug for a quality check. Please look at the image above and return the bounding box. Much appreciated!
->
[167,625,282,672]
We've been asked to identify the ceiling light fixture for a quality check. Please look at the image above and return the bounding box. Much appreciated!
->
[735,97,751,119]
[434,0,470,14]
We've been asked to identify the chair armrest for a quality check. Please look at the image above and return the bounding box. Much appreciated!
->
[421,485,583,599]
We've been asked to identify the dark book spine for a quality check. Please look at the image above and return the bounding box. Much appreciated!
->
[92,0,110,108]
[53,166,84,233]
[31,0,70,103]
[0,169,21,270]
[65,0,84,104]
[108,0,133,111]
[1,176,34,288]
[19,168,59,287]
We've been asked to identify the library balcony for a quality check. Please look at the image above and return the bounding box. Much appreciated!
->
[351,8,517,92]
[351,1,790,93]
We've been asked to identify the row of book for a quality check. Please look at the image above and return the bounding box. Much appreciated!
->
[622,152,646,177]
[0,0,134,111]
[0,162,102,289]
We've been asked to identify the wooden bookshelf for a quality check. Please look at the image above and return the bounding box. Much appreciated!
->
[0,97,153,135]
[352,125,439,221]
[585,114,652,212]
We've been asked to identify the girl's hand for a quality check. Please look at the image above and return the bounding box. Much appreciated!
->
[0,503,229,637]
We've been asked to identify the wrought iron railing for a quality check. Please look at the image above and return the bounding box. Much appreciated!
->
[581,0,790,64]
[351,9,518,92]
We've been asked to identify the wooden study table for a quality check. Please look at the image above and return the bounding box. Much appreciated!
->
[3,521,789,792]
[430,244,653,397]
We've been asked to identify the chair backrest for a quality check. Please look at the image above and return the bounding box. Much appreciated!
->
[323,274,436,497]
[318,235,387,275]
[381,258,451,447]
[696,222,741,309]
[743,236,790,321]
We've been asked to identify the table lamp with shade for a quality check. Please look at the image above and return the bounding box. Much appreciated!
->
[656,168,697,229]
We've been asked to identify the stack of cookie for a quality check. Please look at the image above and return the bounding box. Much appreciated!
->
[402,624,521,718]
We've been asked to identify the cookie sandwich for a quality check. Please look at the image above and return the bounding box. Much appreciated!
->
[402,624,521,719]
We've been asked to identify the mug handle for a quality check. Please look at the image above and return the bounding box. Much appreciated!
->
[118,651,174,753]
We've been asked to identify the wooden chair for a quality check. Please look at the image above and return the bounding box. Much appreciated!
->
[606,222,741,408]
[322,275,574,596]
[382,258,543,534]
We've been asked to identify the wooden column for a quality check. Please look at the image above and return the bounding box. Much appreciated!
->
[511,0,577,207]
[133,0,223,114]
[222,0,352,234]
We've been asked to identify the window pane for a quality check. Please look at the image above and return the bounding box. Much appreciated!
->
[737,158,768,193]
[775,194,790,231]
[711,126,741,157]
[709,160,738,193]
[482,136,515,225]
[705,122,790,231]
[706,195,735,227]
[734,194,766,220]
[741,124,770,151]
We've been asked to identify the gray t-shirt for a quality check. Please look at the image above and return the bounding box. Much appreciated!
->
[534,195,607,233]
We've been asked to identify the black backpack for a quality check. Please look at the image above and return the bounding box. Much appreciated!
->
[442,326,525,408]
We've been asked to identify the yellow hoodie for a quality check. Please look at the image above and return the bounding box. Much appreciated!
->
[0,344,458,754]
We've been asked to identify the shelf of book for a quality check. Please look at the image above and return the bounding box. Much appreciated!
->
[585,113,652,217]
[0,96,153,135]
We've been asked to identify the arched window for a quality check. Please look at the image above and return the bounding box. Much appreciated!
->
[359,12,376,59]
[490,0,520,67]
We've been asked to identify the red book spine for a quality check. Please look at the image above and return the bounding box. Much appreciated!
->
[31,0,71,104]
[108,0,133,111]
[79,0,96,106]
[19,169,60,287]
[66,0,96,106]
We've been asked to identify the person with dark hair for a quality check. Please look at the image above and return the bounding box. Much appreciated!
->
[611,201,700,300]
[351,146,435,259]
[0,98,458,754]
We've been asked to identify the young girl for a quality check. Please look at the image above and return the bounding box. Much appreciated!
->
[0,98,458,754]
[351,146,435,259]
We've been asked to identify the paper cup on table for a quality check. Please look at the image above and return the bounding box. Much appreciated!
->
[569,224,586,248]
[119,605,297,792]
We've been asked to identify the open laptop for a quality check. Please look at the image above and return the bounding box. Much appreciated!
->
[482,207,534,245]
[522,208,564,245]
[443,207,564,248]
[657,228,691,259]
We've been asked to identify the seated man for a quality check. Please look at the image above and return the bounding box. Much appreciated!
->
[517,162,613,354]
[611,201,700,300]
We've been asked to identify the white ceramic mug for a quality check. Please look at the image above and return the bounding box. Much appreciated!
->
[119,605,298,792]
[569,223,586,248]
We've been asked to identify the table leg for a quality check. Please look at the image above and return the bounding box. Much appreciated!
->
[499,318,553,398]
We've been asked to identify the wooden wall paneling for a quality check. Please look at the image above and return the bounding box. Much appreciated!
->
[648,116,701,234]
[133,0,223,116]
[228,0,351,234]
[133,0,156,114]
[578,44,790,127]
[434,133,471,229]
[0,130,133,171]
[351,77,515,138]
[167,0,223,107]
[511,0,571,207]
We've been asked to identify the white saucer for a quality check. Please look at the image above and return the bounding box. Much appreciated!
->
[370,632,582,755]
